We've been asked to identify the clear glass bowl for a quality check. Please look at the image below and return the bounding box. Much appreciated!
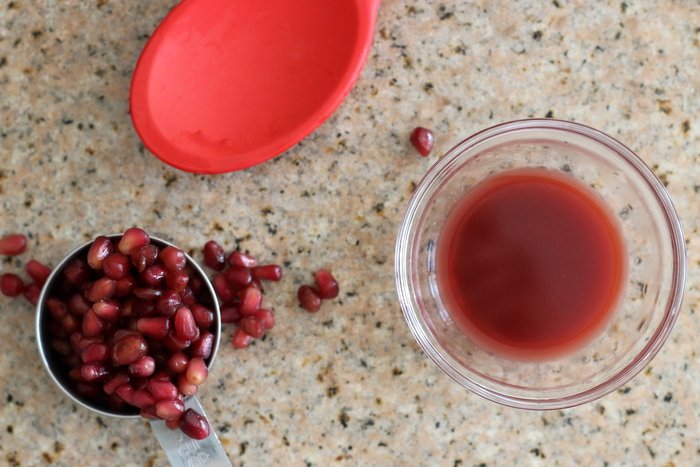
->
[395,119,686,409]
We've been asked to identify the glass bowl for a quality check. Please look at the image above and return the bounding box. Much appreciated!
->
[395,119,686,409]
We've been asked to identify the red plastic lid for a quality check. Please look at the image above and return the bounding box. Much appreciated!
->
[130,0,379,174]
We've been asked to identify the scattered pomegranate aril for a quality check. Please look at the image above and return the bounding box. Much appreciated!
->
[64,258,91,285]
[103,253,130,280]
[185,357,208,385]
[67,294,91,316]
[220,306,240,324]
[23,283,41,306]
[297,285,321,313]
[202,241,226,271]
[0,273,24,297]
[130,244,159,273]
[239,316,264,339]
[156,291,182,316]
[174,307,198,341]
[228,251,257,268]
[112,333,148,366]
[161,246,187,272]
[254,309,276,330]
[167,352,189,374]
[141,264,166,288]
[140,405,160,420]
[69,366,85,381]
[224,266,252,288]
[162,331,191,353]
[190,332,214,359]
[410,126,435,157]
[103,373,130,395]
[26,259,51,286]
[165,418,180,430]
[77,336,103,353]
[128,356,156,377]
[239,286,262,316]
[81,342,110,364]
[118,228,150,255]
[81,364,110,382]
[166,270,189,292]
[86,277,117,302]
[178,374,198,396]
[136,317,171,339]
[179,409,211,440]
[0,233,27,256]
[82,310,107,337]
[156,399,185,421]
[133,287,163,302]
[314,269,339,299]
[92,300,121,322]
[87,236,114,270]
[115,275,136,297]
[212,274,235,303]
[192,305,214,329]
[148,379,178,401]
[252,264,282,282]
[131,389,156,409]
[232,328,253,349]
[115,384,135,404]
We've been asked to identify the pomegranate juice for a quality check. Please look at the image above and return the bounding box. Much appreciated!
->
[437,169,626,359]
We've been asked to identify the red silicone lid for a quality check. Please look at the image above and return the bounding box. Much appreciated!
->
[130,0,380,174]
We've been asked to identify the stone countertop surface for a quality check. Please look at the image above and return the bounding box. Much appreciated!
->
[1,0,699,465]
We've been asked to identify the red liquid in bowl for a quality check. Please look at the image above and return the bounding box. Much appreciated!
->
[437,169,627,359]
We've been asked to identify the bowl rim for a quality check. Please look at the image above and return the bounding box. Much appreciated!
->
[395,118,687,410]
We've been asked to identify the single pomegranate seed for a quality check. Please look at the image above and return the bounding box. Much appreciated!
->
[252,264,282,282]
[156,290,182,316]
[64,258,91,285]
[148,379,178,401]
[86,277,116,302]
[87,236,113,270]
[239,316,264,339]
[161,246,187,272]
[0,273,24,297]
[165,418,180,430]
[115,384,135,404]
[111,329,137,344]
[130,244,159,272]
[155,399,185,420]
[0,233,27,256]
[162,331,191,353]
[92,300,120,322]
[23,283,41,305]
[140,405,160,420]
[115,275,136,297]
[220,306,240,324]
[190,332,214,359]
[103,253,130,280]
[67,294,90,316]
[232,328,253,349]
[26,260,51,286]
[212,274,234,303]
[133,287,163,301]
[224,266,252,289]
[192,304,214,329]
[174,307,198,341]
[179,409,210,440]
[62,313,80,334]
[128,356,156,377]
[46,297,68,320]
[103,372,130,395]
[132,299,156,317]
[141,264,166,288]
[180,287,197,307]
[238,286,262,316]
[81,342,109,364]
[254,309,275,330]
[82,310,106,337]
[69,366,85,381]
[228,251,257,268]
[202,241,225,270]
[81,364,110,382]
[166,270,189,292]
[410,126,434,157]
[185,357,208,385]
[77,336,103,353]
[75,382,102,399]
[297,285,321,312]
[112,333,148,366]
[314,269,339,299]
[131,389,156,409]
[167,352,189,373]
[51,338,71,355]
[177,374,198,396]
[136,317,171,339]
[118,228,150,255]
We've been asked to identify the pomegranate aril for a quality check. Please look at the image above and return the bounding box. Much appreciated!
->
[81,364,110,382]
[111,329,137,343]
[133,287,163,301]
[115,275,136,297]
[23,283,41,305]
[64,258,91,285]
[46,297,68,320]
[228,251,257,268]
[137,317,171,339]
[165,418,180,430]
[254,309,276,330]
[92,300,120,322]
[202,241,225,270]
[252,264,282,282]
[0,233,27,256]
[128,356,156,377]
[314,269,339,299]
[142,264,167,288]
[75,382,102,399]
[190,332,214,359]
[178,374,198,396]
[156,290,182,316]
[62,313,80,334]
[297,285,322,312]
[232,328,253,349]
[179,409,210,440]
[67,293,90,316]
[192,305,215,328]
[103,253,130,280]
[166,270,189,292]
[115,384,135,404]
[220,306,241,324]
[132,377,149,391]
[78,336,103,352]
[81,342,110,363]
[140,405,160,420]
[239,316,264,339]
[26,260,51,286]
[156,399,185,421]
[69,366,85,381]
[82,310,106,337]
[185,357,208,385]
[212,274,235,303]
[167,352,189,373]
[112,333,148,366]
[1,273,25,297]
[148,379,178,401]
[103,372,130,395]
[174,307,198,341]
[239,286,262,316]
[410,126,435,157]
[180,287,197,307]
[152,370,171,381]
[189,274,204,295]
[224,266,252,288]
[130,244,159,272]
[163,331,191,353]
[51,338,72,355]
[87,236,113,270]
[86,277,116,302]
[131,389,156,409]
[118,228,150,255]
[161,246,187,272]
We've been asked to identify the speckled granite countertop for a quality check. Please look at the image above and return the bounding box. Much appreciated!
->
[1,1,699,465]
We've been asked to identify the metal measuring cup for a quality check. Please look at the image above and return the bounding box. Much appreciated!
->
[35,234,232,467]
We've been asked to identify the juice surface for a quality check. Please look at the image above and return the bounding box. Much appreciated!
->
[437,169,626,359]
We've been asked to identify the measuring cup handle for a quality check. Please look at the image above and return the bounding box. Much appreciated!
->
[150,397,232,467]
